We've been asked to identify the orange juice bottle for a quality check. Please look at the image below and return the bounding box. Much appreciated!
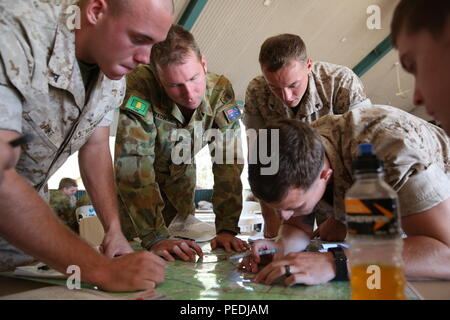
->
[345,144,406,300]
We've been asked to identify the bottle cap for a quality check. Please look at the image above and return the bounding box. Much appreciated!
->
[352,143,383,174]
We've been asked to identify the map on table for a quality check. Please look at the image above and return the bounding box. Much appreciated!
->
[0,241,419,300]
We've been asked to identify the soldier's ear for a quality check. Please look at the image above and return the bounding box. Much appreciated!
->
[306,58,313,72]
[320,167,333,182]
[201,55,208,74]
[84,0,108,25]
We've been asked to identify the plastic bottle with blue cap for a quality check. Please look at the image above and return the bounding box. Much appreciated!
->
[344,143,406,300]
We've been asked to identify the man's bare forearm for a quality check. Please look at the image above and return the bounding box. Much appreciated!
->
[0,169,109,283]
[78,129,121,233]
[277,223,311,255]
[403,236,450,280]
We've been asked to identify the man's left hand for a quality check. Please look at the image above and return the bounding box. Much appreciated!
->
[253,251,336,286]
[100,230,134,257]
[211,231,249,253]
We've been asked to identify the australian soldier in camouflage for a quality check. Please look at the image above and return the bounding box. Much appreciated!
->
[115,25,248,261]
[49,178,92,233]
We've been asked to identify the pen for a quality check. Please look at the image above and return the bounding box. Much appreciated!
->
[228,248,278,260]
[9,134,33,147]
[172,236,196,242]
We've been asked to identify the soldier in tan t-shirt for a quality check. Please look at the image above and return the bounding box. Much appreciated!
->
[244,105,450,286]
[243,34,370,238]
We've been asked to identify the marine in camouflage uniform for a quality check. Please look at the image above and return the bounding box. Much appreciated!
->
[0,0,124,270]
[244,60,370,232]
[248,105,450,285]
[312,104,450,221]
[243,61,370,129]
[115,65,244,250]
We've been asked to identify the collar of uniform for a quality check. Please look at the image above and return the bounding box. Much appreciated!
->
[171,103,186,124]
[197,97,213,117]
[201,72,215,117]
[47,9,85,109]
[166,89,212,124]
[170,99,209,127]
[297,71,323,118]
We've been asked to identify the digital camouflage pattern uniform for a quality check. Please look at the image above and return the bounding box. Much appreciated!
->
[0,0,125,270]
[243,61,370,130]
[115,65,243,249]
[312,104,450,221]
[244,61,370,225]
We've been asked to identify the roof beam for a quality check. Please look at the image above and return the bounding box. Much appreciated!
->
[178,0,208,31]
[352,35,393,77]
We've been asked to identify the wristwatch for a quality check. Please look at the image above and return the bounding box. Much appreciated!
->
[328,246,349,281]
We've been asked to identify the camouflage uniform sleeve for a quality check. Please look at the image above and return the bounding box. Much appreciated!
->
[114,68,169,249]
[0,57,23,133]
[242,77,267,130]
[211,78,244,235]
[97,78,126,127]
[332,67,369,114]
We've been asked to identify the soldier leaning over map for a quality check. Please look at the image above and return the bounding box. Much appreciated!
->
[115,25,249,262]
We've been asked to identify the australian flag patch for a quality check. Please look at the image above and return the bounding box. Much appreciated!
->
[224,106,241,122]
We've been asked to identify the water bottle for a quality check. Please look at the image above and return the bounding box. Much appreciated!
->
[344,143,406,300]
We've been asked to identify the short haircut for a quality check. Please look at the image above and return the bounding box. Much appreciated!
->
[78,0,133,16]
[248,120,325,204]
[391,0,450,47]
[259,34,308,72]
[80,0,174,17]
[150,24,202,72]
[58,178,78,190]
[108,0,133,16]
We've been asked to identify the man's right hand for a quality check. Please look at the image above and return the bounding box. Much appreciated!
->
[92,251,166,292]
[238,239,283,274]
[151,239,203,262]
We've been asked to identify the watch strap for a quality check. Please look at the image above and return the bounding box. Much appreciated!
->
[328,246,349,281]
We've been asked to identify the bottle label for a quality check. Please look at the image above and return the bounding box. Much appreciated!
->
[345,198,400,236]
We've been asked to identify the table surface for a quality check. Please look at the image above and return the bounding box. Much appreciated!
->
[0,241,448,300]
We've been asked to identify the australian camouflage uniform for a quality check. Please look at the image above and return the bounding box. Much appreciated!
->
[114,65,244,249]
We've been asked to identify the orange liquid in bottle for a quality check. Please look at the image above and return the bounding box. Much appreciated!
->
[350,264,406,300]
